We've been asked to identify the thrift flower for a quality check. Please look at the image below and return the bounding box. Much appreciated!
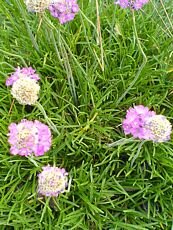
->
[8,119,52,157]
[11,77,40,105]
[24,0,51,12]
[38,166,68,197]
[144,115,172,142]
[115,0,149,10]
[122,105,155,139]
[122,105,172,142]
[49,0,79,24]
[6,67,40,105]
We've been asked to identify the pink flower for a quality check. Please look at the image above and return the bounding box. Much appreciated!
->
[8,120,52,157]
[38,166,68,197]
[122,105,156,139]
[6,67,40,86]
[49,0,79,24]
[115,0,149,10]
[115,0,129,8]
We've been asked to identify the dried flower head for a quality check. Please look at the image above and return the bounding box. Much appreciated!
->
[49,0,79,24]
[11,77,40,105]
[38,166,68,197]
[24,0,51,12]
[144,115,172,142]
[8,120,52,157]
[6,67,40,105]
[122,105,156,139]
[115,0,149,10]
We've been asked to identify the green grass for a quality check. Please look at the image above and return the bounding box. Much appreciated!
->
[0,0,173,229]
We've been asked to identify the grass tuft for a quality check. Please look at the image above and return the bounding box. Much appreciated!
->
[0,0,173,229]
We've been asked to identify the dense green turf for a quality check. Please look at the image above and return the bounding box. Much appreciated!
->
[1,0,173,229]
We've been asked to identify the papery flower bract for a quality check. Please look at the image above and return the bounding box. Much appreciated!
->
[49,0,79,24]
[122,105,156,139]
[6,67,40,86]
[24,0,51,12]
[115,0,149,10]
[38,166,68,197]
[8,120,52,157]
[144,115,172,142]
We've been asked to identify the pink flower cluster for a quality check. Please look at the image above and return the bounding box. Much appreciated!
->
[122,105,172,142]
[8,119,52,157]
[5,67,69,197]
[49,0,79,24]
[38,166,68,197]
[6,67,40,86]
[7,118,69,197]
[115,0,149,10]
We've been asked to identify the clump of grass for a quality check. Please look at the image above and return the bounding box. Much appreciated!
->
[0,0,173,229]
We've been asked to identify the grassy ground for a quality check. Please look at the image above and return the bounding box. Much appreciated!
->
[0,0,173,229]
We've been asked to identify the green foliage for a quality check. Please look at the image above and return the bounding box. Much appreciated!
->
[0,0,173,229]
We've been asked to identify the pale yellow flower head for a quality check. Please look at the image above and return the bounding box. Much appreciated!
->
[11,77,40,105]
[24,0,51,12]
[145,115,172,142]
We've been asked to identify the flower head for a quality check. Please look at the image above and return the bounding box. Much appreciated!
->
[122,105,156,139]
[115,0,149,10]
[8,120,52,157]
[6,67,40,105]
[122,105,172,142]
[49,0,79,24]
[38,166,68,197]
[24,0,51,12]
[144,115,172,142]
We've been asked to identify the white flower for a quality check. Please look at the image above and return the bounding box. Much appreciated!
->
[38,166,68,197]
[145,115,172,142]
[24,0,51,12]
[11,77,40,105]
